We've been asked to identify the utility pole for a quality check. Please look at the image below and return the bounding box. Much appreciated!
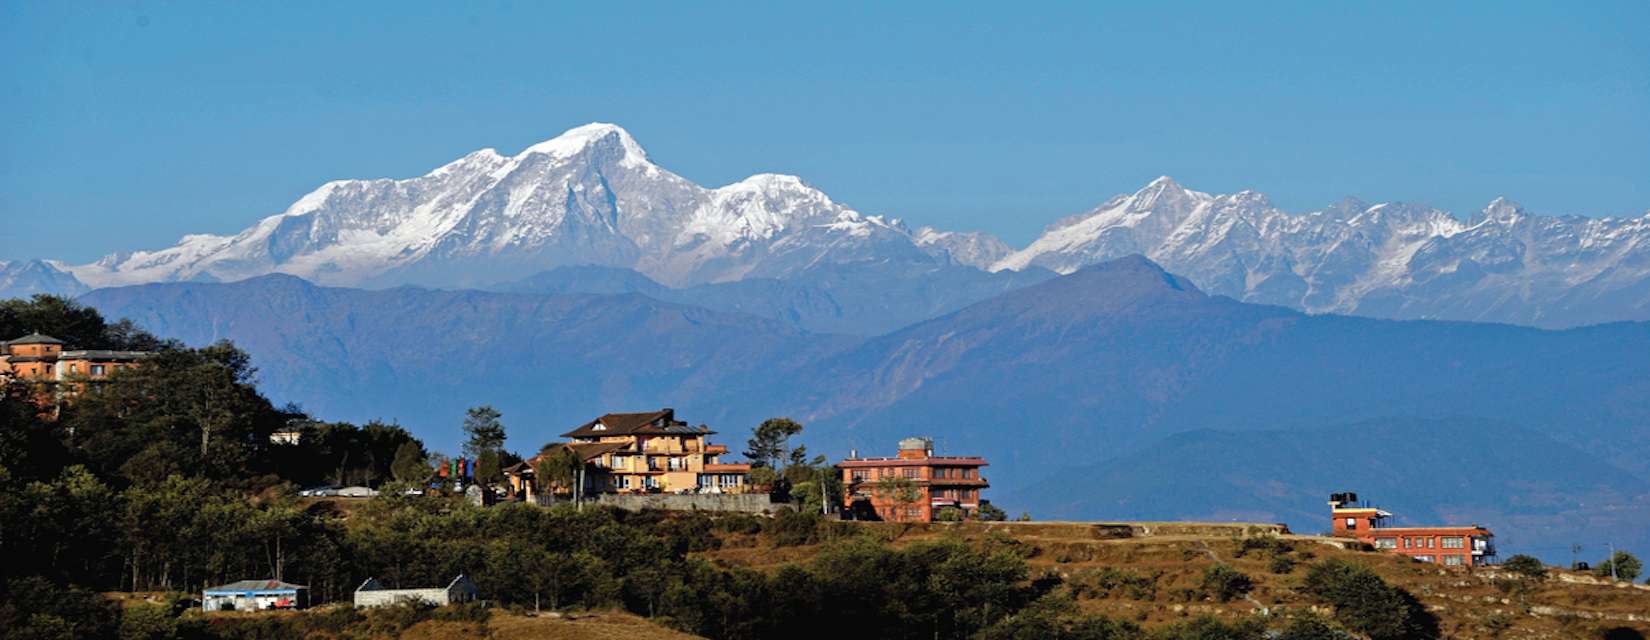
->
[1571,544,1582,571]
[1608,542,1618,580]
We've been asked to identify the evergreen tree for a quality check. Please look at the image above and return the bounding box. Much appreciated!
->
[390,441,430,483]
[462,405,507,458]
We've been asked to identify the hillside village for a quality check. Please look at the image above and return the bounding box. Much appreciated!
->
[5,303,1650,640]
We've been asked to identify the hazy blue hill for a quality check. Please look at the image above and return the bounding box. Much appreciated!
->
[498,262,1057,335]
[81,273,858,438]
[76,257,1650,558]
[790,256,1650,498]
[1005,418,1650,561]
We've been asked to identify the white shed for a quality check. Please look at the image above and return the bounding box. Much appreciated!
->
[353,574,479,608]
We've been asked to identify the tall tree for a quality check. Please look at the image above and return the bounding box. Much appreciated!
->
[535,446,583,496]
[390,441,430,483]
[744,417,803,469]
[462,405,507,458]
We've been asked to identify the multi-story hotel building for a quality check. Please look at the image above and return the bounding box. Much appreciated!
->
[506,408,750,499]
[837,437,988,522]
[1329,492,1496,567]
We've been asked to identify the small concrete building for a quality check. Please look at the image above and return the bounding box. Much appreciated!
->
[353,575,479,608]
[202,579,309,611]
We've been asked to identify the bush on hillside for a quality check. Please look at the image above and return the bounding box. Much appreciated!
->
[1594,551,1643,582]
[1302,559,1440,640]
[1502,554,1547,581]
[1200,564,1254,602]
[766,507,822,546]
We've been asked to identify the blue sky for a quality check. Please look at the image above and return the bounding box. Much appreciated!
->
[3,1,1647,262]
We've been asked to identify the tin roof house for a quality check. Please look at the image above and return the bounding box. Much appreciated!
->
[202,579,309,611]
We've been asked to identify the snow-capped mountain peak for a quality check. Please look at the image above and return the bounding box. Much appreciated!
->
[63,123,962,290]
[994,177,1650,328]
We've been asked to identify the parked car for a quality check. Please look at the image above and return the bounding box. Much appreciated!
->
[299,485,341,497]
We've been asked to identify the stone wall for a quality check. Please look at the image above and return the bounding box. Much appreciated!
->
[591,493,778,513]
[354,587,452,608]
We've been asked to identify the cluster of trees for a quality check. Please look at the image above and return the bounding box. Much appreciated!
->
[0,297,440,636]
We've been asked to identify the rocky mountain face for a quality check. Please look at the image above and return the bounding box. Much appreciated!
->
[995,177,1650,328]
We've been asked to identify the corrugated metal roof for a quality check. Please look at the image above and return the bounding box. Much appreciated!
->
[204,579,308,593]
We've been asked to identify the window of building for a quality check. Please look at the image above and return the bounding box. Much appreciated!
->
[852,470,868,482]
[1403,538,1412,548]
[1443,555,1464,566]
[903,468,918,479]
[1344,517,1357,530]
[1441,536,1464,549]
[1375,537,1397,549]
[90,365,106,376]
[1427,538,1435,548]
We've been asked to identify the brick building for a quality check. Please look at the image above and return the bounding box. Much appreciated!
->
[837,437,988,522]
[1329,492,1496,567]
[0,332,150,406]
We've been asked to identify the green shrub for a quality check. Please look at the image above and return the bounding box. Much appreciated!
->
[1152,615,1265,640]
[1302,559,1440,640]
[1278,613,1355,640]
[1502,554,1547,580]
[1269,554,1298,574]
[713,512,765,535]
[935,506,964,522]
[976,501,1007,521]
[1234,534,1291,558]
[1200,564,1254,602]
[1594,551,1643,582]
[766,507,822,546]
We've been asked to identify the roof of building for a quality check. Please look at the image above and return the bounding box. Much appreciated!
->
[560,408,714,438]
[204,579,308,594]
[6,333,64,345]
[59,350,151,361]
[507,441,633,474]
[355,574,475,593]
[837,456,988,468]
[1361,526,1493,535]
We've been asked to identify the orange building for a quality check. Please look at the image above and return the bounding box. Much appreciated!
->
[1,333,149,406]
[505,408,751,500]
[837,437,989,522]
[1329,492,1495,567]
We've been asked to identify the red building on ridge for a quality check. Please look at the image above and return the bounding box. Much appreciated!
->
[837,437,988,522]
[1329,492,1495,567]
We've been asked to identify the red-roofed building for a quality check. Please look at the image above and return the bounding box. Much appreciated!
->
[1329,492,1496,567]
[837,437,989,522]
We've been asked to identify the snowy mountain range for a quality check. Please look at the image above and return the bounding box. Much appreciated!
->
[60,123,939,290]
[11,123,1650,328]
[996,177,1650,328]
